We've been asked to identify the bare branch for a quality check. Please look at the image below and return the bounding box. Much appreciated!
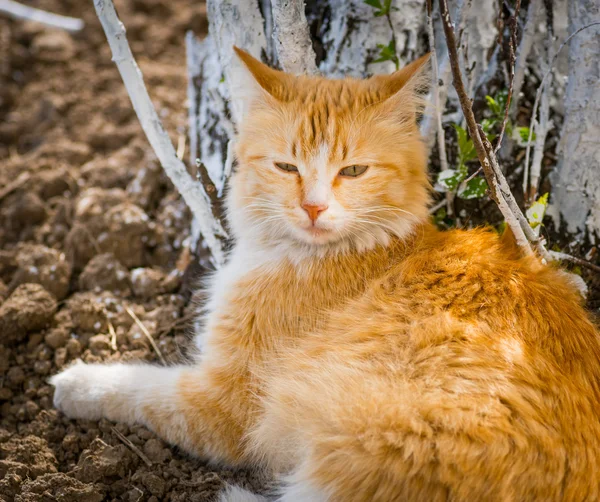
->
[271,0,318,74]
[549,251,600,275]
[439,0,534,256]
[93,0,226,267]
[0,0,83,32]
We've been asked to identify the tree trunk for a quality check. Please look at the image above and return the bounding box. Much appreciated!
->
[551,1,600,240]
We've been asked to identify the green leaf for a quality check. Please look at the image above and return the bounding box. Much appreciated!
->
[458,177,488,199]
[363,0,383,8]
[516,126,536,143]
[526,193,549,233]
[373,40,399,69]
[436,169,465,192]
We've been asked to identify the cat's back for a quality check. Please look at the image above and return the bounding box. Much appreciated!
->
[259,226,600,500]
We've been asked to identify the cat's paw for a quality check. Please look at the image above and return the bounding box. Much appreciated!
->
[50,360,107,420]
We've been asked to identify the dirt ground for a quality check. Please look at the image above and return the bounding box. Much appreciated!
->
[0,1,267,500]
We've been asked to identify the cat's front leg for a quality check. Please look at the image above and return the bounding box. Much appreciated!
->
[50,360,255,464]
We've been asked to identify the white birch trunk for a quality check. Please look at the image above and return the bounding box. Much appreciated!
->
[551,1,600,240]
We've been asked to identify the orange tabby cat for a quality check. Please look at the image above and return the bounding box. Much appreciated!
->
[51,48,600,501]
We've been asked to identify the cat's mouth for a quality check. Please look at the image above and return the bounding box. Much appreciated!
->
[297,224,339,245]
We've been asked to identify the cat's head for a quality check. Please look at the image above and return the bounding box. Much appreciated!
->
[227,48,431,257]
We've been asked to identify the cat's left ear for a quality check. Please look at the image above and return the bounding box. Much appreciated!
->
[229,46,294,122]
[371,53,431,118]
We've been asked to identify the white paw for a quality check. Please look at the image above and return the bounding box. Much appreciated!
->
[49,360,108,420]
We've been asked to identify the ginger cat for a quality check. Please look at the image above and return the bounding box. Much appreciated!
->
[51,48,600,502]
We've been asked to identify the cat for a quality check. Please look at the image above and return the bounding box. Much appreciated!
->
[50,47,600,502]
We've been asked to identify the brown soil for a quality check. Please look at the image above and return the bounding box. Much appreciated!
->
[0,1,265,500]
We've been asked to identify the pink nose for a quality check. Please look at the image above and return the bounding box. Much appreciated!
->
[302,203,328,223]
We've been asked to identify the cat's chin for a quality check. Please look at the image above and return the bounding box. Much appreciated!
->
[295,225,341,246]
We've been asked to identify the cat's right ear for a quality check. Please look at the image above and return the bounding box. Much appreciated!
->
[230,46,293,122]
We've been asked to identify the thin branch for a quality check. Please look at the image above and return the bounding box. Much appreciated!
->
[111,427,153,467]
[524,21,600,203]
[0,0,84,32]
[439,0,533,256]
[125,306,166,365]
[494,0,521,153]
[549,251,600,275]
[93,0,226,267]
[271,0,318,74]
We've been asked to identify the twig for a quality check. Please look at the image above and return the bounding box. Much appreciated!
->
[125,306,167,365]
[429,198,447,214]
[111,427,153,467]
[270,0,318,74]
[494,0,521,153]
[107,320,117,352]
[93,0,226,267]
[524,21,600,203]
[0,171,29,201]
[0,0,84,32]
[439,0,533,256]
[549,251,600,275]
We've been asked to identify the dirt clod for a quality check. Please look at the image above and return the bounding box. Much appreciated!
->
[11,244,72,300]
[79,253,130,294]
[0,284,56,343]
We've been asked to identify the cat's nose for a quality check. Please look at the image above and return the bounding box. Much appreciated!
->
[302,203,328,223]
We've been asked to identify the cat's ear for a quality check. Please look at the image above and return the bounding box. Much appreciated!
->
[371,54,431,120]
[230,46,294,121]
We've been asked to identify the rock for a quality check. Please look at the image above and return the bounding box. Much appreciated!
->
[79,253,130,294]
[11,244,72,300]
[0,284,56,344]
[31,30,76,63]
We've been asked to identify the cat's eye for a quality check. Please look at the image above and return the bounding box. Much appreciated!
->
[339,165,369,178]
[275,162,299,173]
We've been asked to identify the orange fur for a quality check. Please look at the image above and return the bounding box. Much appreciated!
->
[51,49,600,501]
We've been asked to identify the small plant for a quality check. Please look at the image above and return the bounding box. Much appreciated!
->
[374,39,399,69]
[364,0,400,70]
[435,123,490,200]
[525,192,548,235]
[364,0,396,16]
